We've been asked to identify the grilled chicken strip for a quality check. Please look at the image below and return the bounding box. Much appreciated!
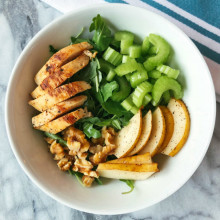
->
[37,108,88,134]
[29,81,91,112]
[31,53,90,99]
[32,95,87,128]
[34,42,92,85]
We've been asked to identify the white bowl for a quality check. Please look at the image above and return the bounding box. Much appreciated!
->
[5,3,216,215]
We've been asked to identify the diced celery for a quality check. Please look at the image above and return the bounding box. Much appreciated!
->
[130,63,148,88]
[130,106,139,114]
[142,37,150,56]
[121,95,133,111]
[114,59,138,76]
[152,76,183,105]
[144,34,170,71]
[151,100,157,106]
[103,47,122,66]
[132,81,153,107]
[148,70,161,79]
[122,55,132,63]
[129,45,142,58]
[148,46,158,55]
[142,94,152,106]
[99,59,117,81]
[162,90,171,104]
[156,65,180,79]
[99,59,114,73]
[125,73,132,81]
[111,76,131,102]
[114,31,134,54]
[106,69,117,81]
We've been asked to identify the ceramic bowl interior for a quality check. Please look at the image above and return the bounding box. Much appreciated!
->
[5,4,216,215]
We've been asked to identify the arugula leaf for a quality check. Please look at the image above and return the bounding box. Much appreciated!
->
[44,132,67,147]
[49,45,58,55]
[111,118,122,130]
[101,81,119,102]
[102,100,128,117]
[89,14,112,51]
[68,170,84,187]
[84,92,96,112]
[77,117,101,125]
[110,38,121,50]
[83,122,101,139]
[89,58,103,92]
[119,113,133,126]
[71,27,84,44]
[120,179,135,194]
[95,178,103,185]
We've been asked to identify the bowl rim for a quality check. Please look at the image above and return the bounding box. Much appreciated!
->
[5,3,216,215]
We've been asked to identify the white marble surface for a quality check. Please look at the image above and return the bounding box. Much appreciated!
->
[0,0,220,219]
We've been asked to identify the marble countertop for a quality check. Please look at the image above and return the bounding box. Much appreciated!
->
[0,0,219,219]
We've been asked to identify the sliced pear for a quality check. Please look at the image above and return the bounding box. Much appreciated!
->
[157,106,174,153]
[28,81,91,112]
[34,42,92,85]
[98,170,155,180]
[36,108,87,134]
[162,99,190,157]
[32,95,87,128]
[97,163,159,180]
[128,110,153,156]
[31,53,90,98]
[114,110,142,158]
[106,153,152,164]
[138,107,166,157]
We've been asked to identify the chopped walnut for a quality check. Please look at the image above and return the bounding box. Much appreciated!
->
[64,127,90,154]
[50,141,65,160]
[57,158,72,171]
[83,170,99,178]
[102,127,116,147]
[90,144,116,165]
[67,138,81,156]
[91,137,105,145]
[89,144,103,154]
[73,157,93,173]
[77,151,88,160]
[82,175,94,187]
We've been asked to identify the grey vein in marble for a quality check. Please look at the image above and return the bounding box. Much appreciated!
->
[0,0,219,219]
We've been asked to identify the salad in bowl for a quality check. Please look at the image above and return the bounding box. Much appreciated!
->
[28,14,190,193]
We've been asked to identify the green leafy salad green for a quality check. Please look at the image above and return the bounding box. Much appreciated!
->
[46,14,183,193]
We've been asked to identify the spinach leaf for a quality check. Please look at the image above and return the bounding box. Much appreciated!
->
[49,45,58,55]
[120,179,135,194]
[100,81,119,102]
[89,14,112,51]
